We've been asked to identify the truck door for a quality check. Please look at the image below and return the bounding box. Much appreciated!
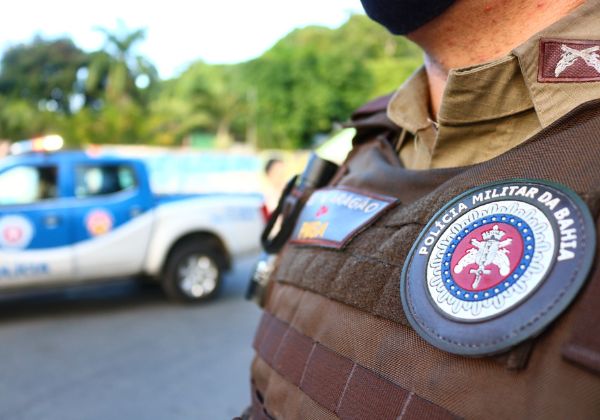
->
[0,163,74,286]
[70,162,155,279]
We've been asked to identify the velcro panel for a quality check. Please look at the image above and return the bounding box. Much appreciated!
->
[383,192,443,228]
[344,225,400,256]
[328,255,399,313]
[372,224,422,265]
[278,248,318,284]
[298,251,347,296]
[272,192,434,327]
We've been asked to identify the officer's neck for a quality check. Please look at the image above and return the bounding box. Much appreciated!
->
[407,0,586,118]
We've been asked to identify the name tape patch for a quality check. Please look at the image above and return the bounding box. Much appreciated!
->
[401,180,595,356]
[539,38,600,83]
[290,187,397,249]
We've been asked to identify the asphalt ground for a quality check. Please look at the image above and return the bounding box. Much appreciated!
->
[0,254,262,420]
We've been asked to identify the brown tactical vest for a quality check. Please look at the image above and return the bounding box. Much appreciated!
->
[249,99,600,419]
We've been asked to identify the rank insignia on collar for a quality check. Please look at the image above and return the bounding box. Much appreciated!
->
[539,38,600,83]
[401,180,596,356]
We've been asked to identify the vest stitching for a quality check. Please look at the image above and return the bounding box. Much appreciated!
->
[271,326,291,369]
[398,391,414,419]
[335,362,357,414]
[298,342,317,388]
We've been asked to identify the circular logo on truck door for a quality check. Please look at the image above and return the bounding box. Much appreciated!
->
[0,215,34,249]
[401,180,595,356]
[85,209,114,236]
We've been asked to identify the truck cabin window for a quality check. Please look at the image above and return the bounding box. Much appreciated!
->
[75,165,137,198]
[0,165,58,205]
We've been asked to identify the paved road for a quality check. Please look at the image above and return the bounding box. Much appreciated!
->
[0,254,262,420]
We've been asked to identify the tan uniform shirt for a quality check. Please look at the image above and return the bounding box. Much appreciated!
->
[390,0,600,170]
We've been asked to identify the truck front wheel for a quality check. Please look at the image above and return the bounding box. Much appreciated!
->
[163,241,224,302]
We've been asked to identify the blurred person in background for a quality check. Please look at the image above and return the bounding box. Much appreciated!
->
[0,141,9,158]
[244,0,600,419]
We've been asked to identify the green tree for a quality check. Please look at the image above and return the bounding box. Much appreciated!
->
[239,14,422,149]
[146,14,422,149]
[334,15,423,97]
[148,62,247,146]
[0,14,422,148]
[89,23,157,104]
[0,37,87,113]
[241,26,365,148]
[73,23,159,144]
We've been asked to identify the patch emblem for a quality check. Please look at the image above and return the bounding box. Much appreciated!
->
[85,209,113,236]
[0,215,34,250]
[401,180,595,356]
[290,187,397,249]
[539,38,600,82]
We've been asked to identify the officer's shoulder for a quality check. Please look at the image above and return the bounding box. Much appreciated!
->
[347,92,402,146]
[351,92,395,121]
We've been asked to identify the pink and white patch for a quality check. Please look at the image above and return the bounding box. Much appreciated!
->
[426,200,555,321]
[450,223,524,292]
[0,215,34,249]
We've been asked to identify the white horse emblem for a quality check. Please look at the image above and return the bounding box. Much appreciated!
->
[555,44,600,77]
[453,225,512,289]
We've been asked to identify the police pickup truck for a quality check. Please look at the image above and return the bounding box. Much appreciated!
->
[0,139,265,302]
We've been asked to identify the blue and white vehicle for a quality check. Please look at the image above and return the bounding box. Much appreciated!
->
[0,141,265,302]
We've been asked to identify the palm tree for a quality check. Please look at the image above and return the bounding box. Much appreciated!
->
[86,22,156,104]
[175,62,247,148]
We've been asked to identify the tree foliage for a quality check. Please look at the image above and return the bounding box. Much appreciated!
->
[0,15,422,148]
[239,15,422,148]
[0,37,87,114]
[150,62,247,146]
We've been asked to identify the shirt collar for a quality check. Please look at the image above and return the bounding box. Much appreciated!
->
[387,0,600,131]
[387,67,432,134]
[439,55,533,125]
[387,53,535,133]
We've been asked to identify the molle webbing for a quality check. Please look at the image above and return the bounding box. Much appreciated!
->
[252,311,459,420]
[254,283,600,419]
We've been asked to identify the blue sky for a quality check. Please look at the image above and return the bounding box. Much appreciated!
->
[1,0,366,79]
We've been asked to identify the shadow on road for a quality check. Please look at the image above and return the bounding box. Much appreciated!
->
[0,254,261,420]
[0,254,257,322]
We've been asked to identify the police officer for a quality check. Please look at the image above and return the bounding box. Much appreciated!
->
[246,0,600,418]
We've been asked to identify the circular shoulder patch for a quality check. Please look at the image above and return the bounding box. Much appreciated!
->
[400,179,596,356]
